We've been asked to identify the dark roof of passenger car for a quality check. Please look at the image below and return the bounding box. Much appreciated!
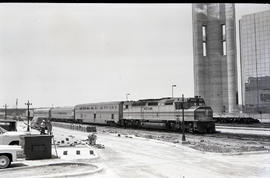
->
[75,101,123,107]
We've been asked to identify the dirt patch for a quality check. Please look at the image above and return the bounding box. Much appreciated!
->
[188,141,267,153]
[97,126,270,153]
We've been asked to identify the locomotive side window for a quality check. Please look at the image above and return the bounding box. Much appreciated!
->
[132,101,146,106]
[175,102,182,109]
[148,102,158,106]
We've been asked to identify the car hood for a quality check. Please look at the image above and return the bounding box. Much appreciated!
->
[2,131,30,136]
[0,145,23,151]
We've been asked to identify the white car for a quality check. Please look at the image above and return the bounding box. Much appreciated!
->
[0,127,30,145]
[0,145,23,168]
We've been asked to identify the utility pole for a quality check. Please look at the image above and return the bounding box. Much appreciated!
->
[3,104,8,119]
[172,85,176,98]
[16,98,18,119]
[25,100,32,132]
[181,94,186,142]
[126,93,130,101]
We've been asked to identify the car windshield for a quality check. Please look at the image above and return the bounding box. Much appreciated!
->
[0,126,8,134]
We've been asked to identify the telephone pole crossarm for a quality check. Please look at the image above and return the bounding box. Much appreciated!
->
[3,104,8,120]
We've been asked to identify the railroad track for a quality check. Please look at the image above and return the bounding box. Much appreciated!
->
[216,125,270,136]
[53,121,270,142]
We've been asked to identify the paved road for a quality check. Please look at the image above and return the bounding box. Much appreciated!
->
[53,126,270,178]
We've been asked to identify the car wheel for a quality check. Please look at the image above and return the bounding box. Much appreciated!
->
[0,155,11,169]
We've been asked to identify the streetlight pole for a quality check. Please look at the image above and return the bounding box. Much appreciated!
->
[25,100,32,132]
[181,94,186,142]
[172,85,176,98]
[16,98,18,119]
[126,93,130,101]
[3,104,8,119]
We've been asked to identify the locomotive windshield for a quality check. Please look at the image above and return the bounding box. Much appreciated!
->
[187,98,205,107]
[195,107,213,121]
[174,102,189,109]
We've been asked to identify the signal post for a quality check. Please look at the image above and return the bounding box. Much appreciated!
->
[25,100,32,132]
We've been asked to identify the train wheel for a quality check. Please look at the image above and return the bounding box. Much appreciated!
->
[171,122,180,131]
[135,120,141,128]
[165,122,172,130]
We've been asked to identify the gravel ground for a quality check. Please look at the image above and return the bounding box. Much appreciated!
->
[94,126,270,153]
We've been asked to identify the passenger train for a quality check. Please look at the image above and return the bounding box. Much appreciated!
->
[32,97,216,133]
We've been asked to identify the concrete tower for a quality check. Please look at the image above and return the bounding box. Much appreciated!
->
[192,4,238,113]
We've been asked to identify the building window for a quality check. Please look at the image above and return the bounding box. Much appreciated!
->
[221,24,226,40]
[203,42,207,56]
[111,114,114,119]
[202,25,207,57]
[125,105,129,109]
[202,25,207,42]
[221,24,226,56]
[222,41,227,56]
[94,114,96,119]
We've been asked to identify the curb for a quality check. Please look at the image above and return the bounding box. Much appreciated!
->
[0,162,103,178]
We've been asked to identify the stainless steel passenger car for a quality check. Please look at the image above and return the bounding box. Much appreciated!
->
[33,108,51,119]
[74,101,123,125]
[50,107,74,122]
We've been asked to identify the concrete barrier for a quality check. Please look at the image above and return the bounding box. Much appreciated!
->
[52,122,96,133]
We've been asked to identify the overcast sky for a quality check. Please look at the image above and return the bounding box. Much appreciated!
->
[0,3,269,108]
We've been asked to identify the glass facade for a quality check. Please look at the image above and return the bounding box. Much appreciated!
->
[240,10,270,113]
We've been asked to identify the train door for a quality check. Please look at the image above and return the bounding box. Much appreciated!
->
[94,113,96,123]
[141,105,144,120]
[119,102,123,120]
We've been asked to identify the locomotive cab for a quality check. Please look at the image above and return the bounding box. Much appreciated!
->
[193,106,215,133]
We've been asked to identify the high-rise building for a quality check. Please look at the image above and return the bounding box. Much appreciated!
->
[192,4,238,113]
[239,10,270,113]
